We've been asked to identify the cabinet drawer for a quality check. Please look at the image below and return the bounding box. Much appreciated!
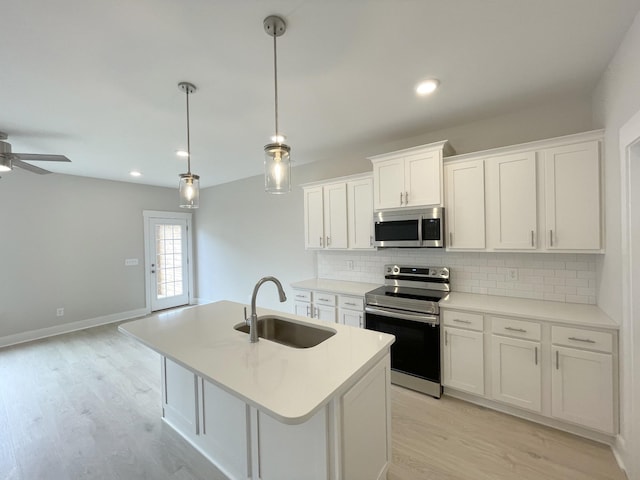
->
[338,295,364,311]
[442,310,483,331]
[552,326,613,353]
[491,317,541,341]
[292,289,311,302]
[313,292,336,307]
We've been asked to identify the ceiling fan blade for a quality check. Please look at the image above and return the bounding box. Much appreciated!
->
[12,159,53,174]
[13,153,71,162]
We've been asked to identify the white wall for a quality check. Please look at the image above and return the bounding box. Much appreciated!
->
[592,10,640,477]
[0,169,179,341]
[195,95,594,313]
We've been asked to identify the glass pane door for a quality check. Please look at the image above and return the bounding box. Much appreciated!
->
[149,218,189,311]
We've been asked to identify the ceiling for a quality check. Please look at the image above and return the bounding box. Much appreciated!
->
[1,0,639,188]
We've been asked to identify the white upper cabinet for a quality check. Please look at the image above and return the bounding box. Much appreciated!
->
[543,141,601,250]
[304,186,325,249]
[369,140,453,211]
[302,174,374,250]
[485,151,537,250]
[323,183,348,249]
[444,159,485,249]
[347,177,374,249]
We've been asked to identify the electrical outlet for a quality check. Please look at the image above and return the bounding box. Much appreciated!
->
[347,260,354,270]
[507,268,518,281]
[56,308,64,317]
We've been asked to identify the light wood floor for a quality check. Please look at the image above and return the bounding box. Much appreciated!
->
[0,323,627,480]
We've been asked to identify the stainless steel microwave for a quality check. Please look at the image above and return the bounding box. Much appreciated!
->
[373,207,445,248]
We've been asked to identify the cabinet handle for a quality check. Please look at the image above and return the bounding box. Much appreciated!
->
[504,326,527,333]
[531,230,534,247]
[400,192,403,206]
[445,330,448,346]
[295,294,306,299]
[534,346,538,366]
[453,319,471,324]
[345,302,357,306]
[556,350,559,370]
[201,377,206,434]
[405,191,409,204]
[319,236,323,247]
[550,229,554,247]
[314,307,319,318]
[449,232,453,246]
[359,314,363,328]
[326,236,330,246]
[370,235,373,246]
[568,336,596,344]
[306,305,310,317]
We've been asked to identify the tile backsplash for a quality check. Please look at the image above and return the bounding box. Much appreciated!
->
[317,250,597,304]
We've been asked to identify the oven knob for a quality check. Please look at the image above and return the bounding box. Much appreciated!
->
[393,267,399,274]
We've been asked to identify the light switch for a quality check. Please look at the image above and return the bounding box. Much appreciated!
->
[125,258,139,266]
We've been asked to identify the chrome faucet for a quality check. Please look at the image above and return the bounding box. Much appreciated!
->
[246,276,287,343]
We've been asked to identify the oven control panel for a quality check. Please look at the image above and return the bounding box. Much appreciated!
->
[385,265,449,279]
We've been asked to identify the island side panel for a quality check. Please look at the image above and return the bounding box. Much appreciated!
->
[162,356,199,442]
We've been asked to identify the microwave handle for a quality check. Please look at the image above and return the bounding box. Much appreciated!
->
[417,216,423,244]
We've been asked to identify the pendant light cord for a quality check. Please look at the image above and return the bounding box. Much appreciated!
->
[185,87,192,174]
[273,32,279,141]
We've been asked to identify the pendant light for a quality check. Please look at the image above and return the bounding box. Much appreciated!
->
[263,15,291,194]
[178,81,200,208]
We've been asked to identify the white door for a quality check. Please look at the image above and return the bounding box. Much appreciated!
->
[551,346,614,433]
[445,159,486,249]
[373,157,405,210]
[347,177,374,249]
[442,327,484,395]
[486,151,537,249]
[543,141,600,250]
[144,211,193,312]
[323,183,348,249]
[491,335,541,412]
[405,150,442,207]
[304,186,324,249]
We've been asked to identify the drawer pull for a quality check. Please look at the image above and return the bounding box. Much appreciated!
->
[453,319,471,324]
[295,294,306,299]
[568,336,596,344]
[319,297,330,302]
[505,326,527,333]
[344,302,357,306]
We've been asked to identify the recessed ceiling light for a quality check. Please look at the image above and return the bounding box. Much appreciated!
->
[176,150,189,158]
[130,170,142,177]
[416,79,440,96]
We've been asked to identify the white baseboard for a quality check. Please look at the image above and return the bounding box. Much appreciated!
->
[0,307,148,349]
[612,435,628,477]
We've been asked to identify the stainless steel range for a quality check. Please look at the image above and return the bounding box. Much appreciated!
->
[364,265,450,398]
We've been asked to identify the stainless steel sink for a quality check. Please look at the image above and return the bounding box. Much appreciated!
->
[234,315,336,348]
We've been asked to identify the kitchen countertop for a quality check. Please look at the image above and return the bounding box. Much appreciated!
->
[118,300,394,424]
[439,292,618,330]
[290,278,381,296]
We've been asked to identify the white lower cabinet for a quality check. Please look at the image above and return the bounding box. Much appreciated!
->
[442,326,484,395]
[491,335,541,412]
[162,354,391,480]
[440,307,618,438]
[293,288,366,327]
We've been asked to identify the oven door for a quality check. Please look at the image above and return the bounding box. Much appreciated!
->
[373,212,421,248]
[364,306,440,384]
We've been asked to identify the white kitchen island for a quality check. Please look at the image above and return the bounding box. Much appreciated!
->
[119,300,394,480]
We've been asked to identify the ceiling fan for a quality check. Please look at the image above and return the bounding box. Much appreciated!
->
[0,131,71,176]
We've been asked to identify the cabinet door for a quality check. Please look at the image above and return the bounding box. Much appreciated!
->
[442,327,484,395]
[491,336,541,412]
[323,183,348,249]
[304,186,324,249]
[486,152,537,249]
[551,346,614,433]
[405,150,442,207]
[339,308,363,328]
[373,157,405,210]
[163,357,198,438]
[543,141,600,250]
[445,159,485,249]
[347,177,374,249]
[315,304,337,323]
[294,301,312,318]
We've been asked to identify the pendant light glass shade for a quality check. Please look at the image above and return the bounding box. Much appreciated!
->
[263,15,291,194]
[0,157,11,172]
[264,143,291,194]
[177,82,199,209]
[179,173,200,208]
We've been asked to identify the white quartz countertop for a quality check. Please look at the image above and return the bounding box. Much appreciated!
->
[439,292,618,329]
[290,278,381,296]
[118,301,394,424]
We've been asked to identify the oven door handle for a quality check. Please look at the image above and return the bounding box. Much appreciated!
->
[365,306,439,325]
